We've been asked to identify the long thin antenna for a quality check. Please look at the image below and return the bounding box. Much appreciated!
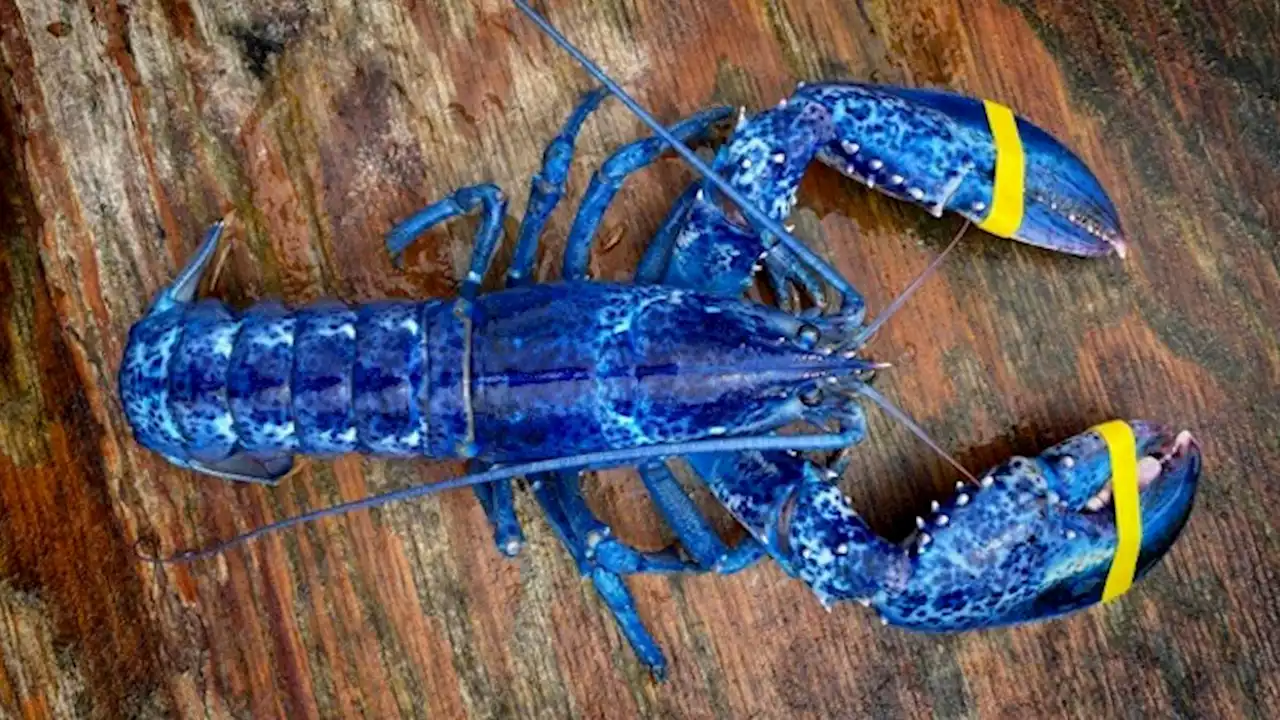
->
[138,432,856,564]
[853,384,978,484]
[509,0,860,304]
[853,220,970,347]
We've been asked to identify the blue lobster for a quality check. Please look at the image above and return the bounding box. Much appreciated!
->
[121,4,1201,679]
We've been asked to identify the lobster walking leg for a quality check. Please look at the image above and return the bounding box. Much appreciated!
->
[507,87,610,287]
[527,472,672,676]
[535,465,780,678]
[634,183,699,283]
[636,460,730,568]
[561,106,732,280]
[521,441,769,674]
[385,183,508,301]
[549,471,701,574]
[463,458,524,557]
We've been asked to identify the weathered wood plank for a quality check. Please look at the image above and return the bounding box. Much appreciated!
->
[1,0,1278,717]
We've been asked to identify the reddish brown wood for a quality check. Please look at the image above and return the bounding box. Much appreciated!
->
[2,0,1278,717]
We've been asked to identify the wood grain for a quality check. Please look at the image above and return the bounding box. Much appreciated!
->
[2,0,1278,717]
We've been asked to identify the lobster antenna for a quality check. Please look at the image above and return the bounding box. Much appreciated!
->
[853,220,970,347]
[509,0,861,305]
[852,384,978,484]
[136,432,856,564]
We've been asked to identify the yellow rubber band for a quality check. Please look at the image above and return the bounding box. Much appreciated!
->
[1092,420,1143,602]
[977,100,1026,238]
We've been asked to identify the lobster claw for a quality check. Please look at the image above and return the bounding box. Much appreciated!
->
[875,420,1200,631]
[800,83,1127,258]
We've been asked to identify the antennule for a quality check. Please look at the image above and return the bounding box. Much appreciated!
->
[853,220,970,347]
[853,384,978,484]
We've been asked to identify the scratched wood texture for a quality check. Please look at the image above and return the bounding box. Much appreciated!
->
[2,0,1278,717]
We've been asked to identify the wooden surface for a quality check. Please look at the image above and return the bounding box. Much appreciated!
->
[2,0,1278,717]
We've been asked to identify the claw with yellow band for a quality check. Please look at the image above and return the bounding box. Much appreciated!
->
[871,419,1200,629]
[689,81,1128,263]
[689,419,1201,633]
[807,83,1128,258]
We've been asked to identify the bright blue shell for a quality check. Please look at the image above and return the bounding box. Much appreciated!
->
[120,282,869,471]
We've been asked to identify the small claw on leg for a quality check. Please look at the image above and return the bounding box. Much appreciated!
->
[761,242,829,313]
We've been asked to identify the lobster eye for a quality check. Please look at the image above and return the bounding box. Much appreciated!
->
[800,386,824,406]
[796,324,821,349]
[1009,457,1035,475]
[1058,455,1076,470]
